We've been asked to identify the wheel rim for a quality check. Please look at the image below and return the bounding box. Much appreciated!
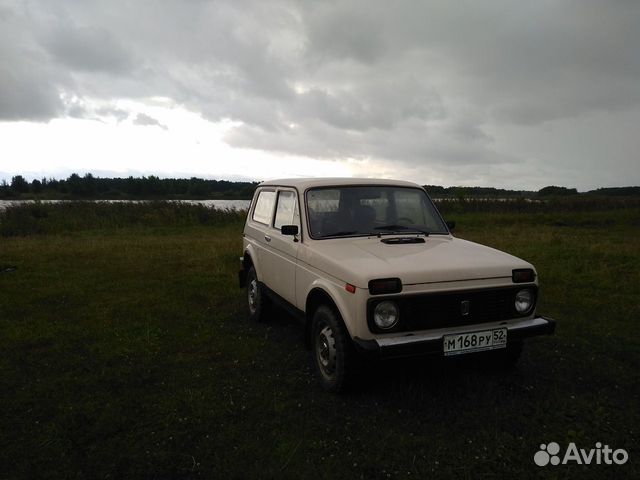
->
[316,325,336,378]
[248,278,258,314]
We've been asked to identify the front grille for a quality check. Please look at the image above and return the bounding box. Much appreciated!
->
[367,286,537,333]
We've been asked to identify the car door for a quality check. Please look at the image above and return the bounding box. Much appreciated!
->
[260,188,300,306]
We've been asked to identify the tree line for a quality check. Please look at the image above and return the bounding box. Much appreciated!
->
[1,174,258,199]
[1,174,638,200]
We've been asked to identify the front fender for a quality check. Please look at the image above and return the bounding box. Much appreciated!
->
[243,241,263,281]
[304,277,360,339]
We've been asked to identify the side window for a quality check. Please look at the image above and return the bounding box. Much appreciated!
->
[274,190,299,229]
[252,190,276,225]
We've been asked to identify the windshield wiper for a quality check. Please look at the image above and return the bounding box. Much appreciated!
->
[374,224,430,236]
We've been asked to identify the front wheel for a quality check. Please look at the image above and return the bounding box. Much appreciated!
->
[311,305,356,393]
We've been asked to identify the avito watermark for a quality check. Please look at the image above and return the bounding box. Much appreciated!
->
[534,442,629,466]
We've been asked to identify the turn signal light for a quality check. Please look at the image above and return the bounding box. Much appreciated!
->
[368,278,402,295]
[512,269,535,283]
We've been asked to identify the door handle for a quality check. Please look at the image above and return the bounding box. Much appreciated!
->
[264,235,271,242]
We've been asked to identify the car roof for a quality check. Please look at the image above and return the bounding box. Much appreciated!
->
[257,177,423,190]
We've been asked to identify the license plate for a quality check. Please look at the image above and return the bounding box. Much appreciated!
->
[443,328,507,356]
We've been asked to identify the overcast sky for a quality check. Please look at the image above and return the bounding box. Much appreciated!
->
[1,0,639,190]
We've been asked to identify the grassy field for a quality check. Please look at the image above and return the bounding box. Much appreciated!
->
[0,203,638,479]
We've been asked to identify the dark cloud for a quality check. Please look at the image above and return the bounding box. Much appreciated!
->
[133,113,167,130]
[43,24,135,74]
[0,3,66,120]
[0,62,64,121]
[291,77,444,132]
[304,2,388,63]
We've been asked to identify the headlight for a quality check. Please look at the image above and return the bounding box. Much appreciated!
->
[374,301,399,329]
[515,289,534,314]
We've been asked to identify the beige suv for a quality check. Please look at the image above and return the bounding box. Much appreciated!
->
[239,178,555,392]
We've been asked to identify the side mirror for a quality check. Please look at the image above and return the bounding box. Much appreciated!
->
[446,221,456,231]
[281,225,299,236]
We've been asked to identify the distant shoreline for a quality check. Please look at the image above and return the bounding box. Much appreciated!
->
[0,195,253,201]
[0,198,252,211]
[2,173,639,201]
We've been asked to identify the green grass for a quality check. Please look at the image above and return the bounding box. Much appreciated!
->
[0,201,246,236]
[0,204,638,479]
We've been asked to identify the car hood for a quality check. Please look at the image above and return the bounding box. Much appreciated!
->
[302,235,533,288]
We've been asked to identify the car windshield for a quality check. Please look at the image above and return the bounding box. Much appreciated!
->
[306,186,448,239]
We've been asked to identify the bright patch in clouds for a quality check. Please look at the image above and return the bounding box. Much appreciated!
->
[1,100,353,181]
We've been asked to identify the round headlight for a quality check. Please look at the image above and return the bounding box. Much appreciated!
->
[374,301,399,329]
[515,289,534,314]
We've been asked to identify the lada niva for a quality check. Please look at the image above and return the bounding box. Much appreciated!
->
[239,178,556,392]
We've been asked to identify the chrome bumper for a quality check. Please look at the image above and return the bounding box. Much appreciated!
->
[353,315,556,359]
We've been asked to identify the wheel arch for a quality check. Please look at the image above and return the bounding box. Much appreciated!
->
[304,285,353,348]
[242,243,261,280]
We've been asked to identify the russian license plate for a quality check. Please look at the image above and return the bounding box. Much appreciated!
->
[443,328,507,356]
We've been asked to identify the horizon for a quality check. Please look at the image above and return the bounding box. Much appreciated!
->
[2,172,638,194]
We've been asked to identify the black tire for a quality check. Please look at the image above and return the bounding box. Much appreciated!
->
[246,266,269,322]
[311,305,356,393]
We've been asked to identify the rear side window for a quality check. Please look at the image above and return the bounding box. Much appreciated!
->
[252,190,276,224]
[274,191,298,229]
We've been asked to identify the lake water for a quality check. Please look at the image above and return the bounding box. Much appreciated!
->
[0,197,543,211]
[0,199,251,211]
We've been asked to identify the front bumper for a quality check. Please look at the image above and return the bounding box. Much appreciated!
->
[353,315,556,359]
